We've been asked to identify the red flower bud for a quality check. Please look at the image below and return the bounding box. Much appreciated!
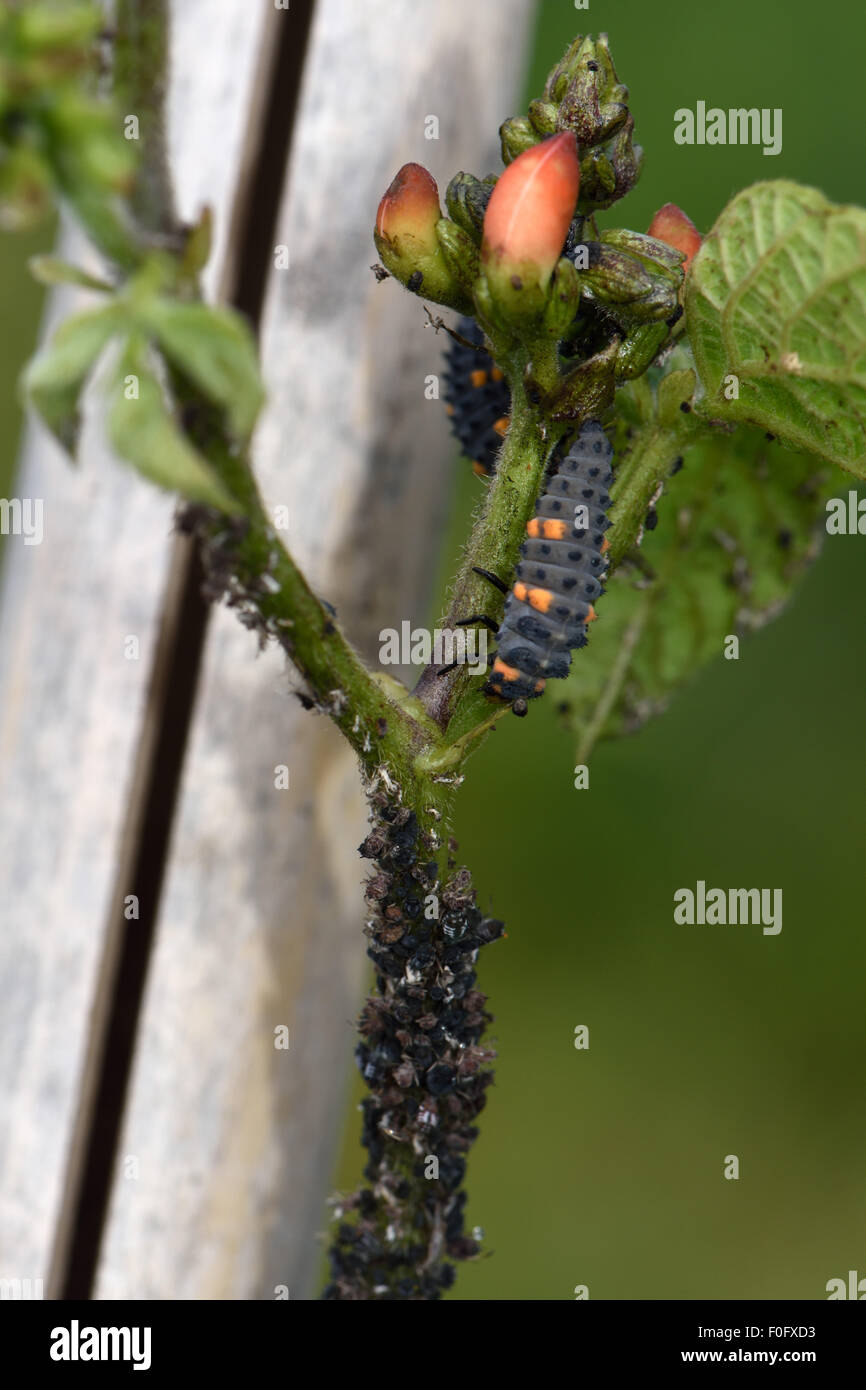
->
[375,162,441,251]
[647,203,702,273]
[482,132,580,288]
[374,163,469,310]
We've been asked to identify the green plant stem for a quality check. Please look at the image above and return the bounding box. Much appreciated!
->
[575,591,650,763]
[414,345,561,738]
[114,0,175,237]
[182,413,428,740]
[607,419,688,571]
[96,5,456,843]
[171,382,462,861]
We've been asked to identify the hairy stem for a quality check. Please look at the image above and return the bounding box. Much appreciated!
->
[575,591,651,763]
[607,420,687,571]
[172,384,439,792]
[114,0,176,237]
[414,346,560,737]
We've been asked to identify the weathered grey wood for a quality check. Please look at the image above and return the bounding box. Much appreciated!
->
[94,0,533,1299]
[0,0,273,1293]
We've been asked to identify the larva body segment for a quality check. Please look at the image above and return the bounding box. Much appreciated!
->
[485,421,614,704]
[442,317,511,478]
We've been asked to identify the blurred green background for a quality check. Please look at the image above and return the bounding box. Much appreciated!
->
[2,0,862,1302]
[332,0,866,1299]
[0,223,48,525]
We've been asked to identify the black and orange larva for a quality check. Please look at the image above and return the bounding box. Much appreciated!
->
[442,317,511,477]
[484,422,614,707]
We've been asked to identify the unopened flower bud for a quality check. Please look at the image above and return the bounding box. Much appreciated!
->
[544,34,585,103]
[445,172,495,243]
[600,228,684,273]
[481,133,580,323]
[541,256,582,339]
[575,113,642,213]
[435,219,480,297]
[600,113,643,206]
[501,34,641,218]
[374,163,468,309]
[647,203,702,273]
[555,35,629,148]
[527,100,558,137]
[577,148,617,207]
[499,116,538,166]
[578,245,680,326]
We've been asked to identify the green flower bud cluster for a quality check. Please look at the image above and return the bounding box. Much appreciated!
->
[444,172,495,243]
[577,229,682,327]
[500,34,642,212]
[373,33,690,421]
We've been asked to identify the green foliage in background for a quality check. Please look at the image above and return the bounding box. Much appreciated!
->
[0,221,48,512]
[0,1,135,255]
[1,1,265,513]
[687,181,866,470]
[566,424,827,760]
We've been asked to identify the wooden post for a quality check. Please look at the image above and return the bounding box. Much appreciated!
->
[0,0,533,1301]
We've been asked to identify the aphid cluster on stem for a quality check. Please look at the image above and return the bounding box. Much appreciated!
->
[323,791,503,1300]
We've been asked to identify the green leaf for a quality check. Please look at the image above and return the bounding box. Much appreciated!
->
[29,255,113,291]
[0,145,54,231]
[107,341,240,512]
[23,304,124,453]
[135,298,265,441]
[686,180,866,476]
[180,206,213,277]
[657,367,696,426]
[17,3,101,51]
[563,428,829,761]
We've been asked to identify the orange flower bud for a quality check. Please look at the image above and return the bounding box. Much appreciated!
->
[374,163,469,310]
[375,162,440,252]
[647,203,702,273]
[482,132,580,290]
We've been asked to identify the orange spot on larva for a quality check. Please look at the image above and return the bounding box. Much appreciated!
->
[527,586,553,613]
[492,657,521,682]
[526,517,568,540]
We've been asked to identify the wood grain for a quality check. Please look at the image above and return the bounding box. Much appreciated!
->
[0,0,275,1294]
[96,0,532,1300]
